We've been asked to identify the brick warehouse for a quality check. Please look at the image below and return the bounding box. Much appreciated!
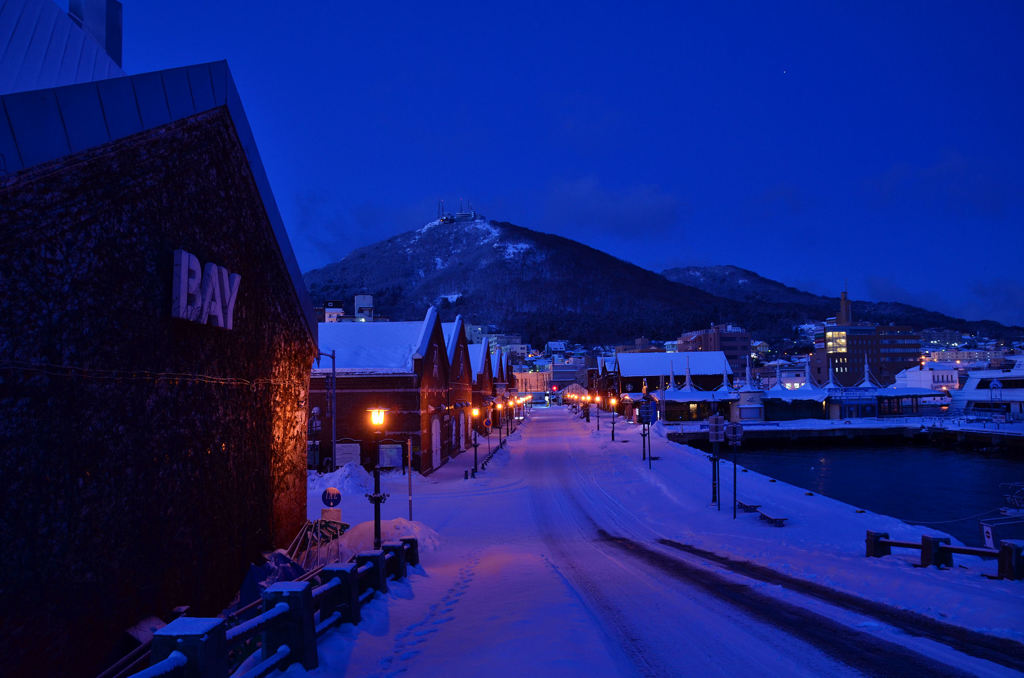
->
[0,61,317,677]
[310,307,461,474]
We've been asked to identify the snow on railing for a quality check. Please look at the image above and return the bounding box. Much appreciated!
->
[126,538,420,678]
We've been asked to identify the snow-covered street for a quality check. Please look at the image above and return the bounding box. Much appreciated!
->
[294,408,1024,677]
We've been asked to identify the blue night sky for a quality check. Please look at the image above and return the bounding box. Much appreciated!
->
[116,1,1024,326]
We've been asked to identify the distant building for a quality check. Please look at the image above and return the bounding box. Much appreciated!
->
[808,293,920,387]
[894,363,959,391]
[929,348,1007,365]
[324,299,345,322]
[676,324,751,375]
[921,328,967,348]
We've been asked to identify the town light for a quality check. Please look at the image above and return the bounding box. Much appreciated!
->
[472,407,480,418]
[610,397,618,407]
[368,408,387,428]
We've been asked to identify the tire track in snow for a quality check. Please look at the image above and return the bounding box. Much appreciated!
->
[654,537,1024,674]
[597,530,973,678]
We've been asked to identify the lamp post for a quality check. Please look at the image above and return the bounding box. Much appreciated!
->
[595,395,601,430]
[367,408,389,550]
[471,407,480,474]
[315,350,336,471]
[496,403,504,446]
[610,397,618,441]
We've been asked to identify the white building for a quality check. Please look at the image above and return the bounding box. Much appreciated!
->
[894,362,959,392]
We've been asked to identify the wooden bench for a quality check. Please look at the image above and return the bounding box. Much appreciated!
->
[737,500,761,513]
[758,510,787,527]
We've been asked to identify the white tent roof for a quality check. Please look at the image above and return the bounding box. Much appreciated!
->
[616,351,733,378]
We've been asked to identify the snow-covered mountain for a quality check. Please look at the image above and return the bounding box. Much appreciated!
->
[304,219,1018,344]
[303,218,732,344]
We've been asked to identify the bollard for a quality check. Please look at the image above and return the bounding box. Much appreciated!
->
[464,470,468,480]
[471,468,476,478]
[998,540,1024,580]
[920,535,953,568]
[382,542,408,579]
[400,537,420,566]
[320,563,361,624]
[262,581,318,670]
[150,617,227,678]
[865,531,891,558]
[357,551,388,592]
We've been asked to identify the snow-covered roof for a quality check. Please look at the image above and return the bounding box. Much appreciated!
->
[316,307,437,374]
[616,351,733,378]
[468,338,490,378]
[441,316,465,365]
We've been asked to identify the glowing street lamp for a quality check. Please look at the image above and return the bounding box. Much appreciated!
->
[471,407,481,474]
[367,408,389,549]
[610,397,618,441]
[595,395,601,430]
[496,403,504,446]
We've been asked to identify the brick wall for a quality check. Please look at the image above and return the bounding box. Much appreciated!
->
[0,108,315,676]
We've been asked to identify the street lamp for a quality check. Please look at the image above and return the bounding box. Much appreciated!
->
[367,408,389,550]
[496,403,504,446]
[610,397,618,441]
[471,407,481,474]
[595,395,601,430]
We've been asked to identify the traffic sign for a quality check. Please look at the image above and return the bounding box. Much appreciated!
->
[725,422,744,445]
[708,414,726,442]
[484,418,492,428]
[322,487,341,507]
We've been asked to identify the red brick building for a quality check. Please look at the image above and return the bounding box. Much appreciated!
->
[442,316,475,455]
[469,338,494,432]
[311,307,457,474]
[677,324,751,375]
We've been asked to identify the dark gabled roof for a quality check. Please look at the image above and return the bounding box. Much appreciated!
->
[0,61,316,344]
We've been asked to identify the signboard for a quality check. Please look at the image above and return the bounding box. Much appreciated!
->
[171,249,241,329]
[334,442,361,466]
[378,443,404,469]
[638,401,657,424]
[484,418,492,428]
[725,422,744,445]
[708,414,726,443]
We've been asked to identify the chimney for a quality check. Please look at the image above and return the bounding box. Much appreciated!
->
[68,0,123,67]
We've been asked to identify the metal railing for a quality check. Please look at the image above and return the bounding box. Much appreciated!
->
[123,538,420,678]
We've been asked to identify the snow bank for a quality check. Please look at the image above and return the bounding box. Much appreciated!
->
[336,518,440,558]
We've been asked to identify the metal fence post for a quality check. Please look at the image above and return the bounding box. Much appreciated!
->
[320,563,361,623]
[382,542,408,580]
[357,551,388,592]
[262,582,318,670]
[865,531,891,558]
[920,535,953,568]
[400,537,420,566]
[150,617,227,678]
[998,540,1024,580]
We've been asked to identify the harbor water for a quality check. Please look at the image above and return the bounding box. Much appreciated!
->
[733,444,1024,546]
